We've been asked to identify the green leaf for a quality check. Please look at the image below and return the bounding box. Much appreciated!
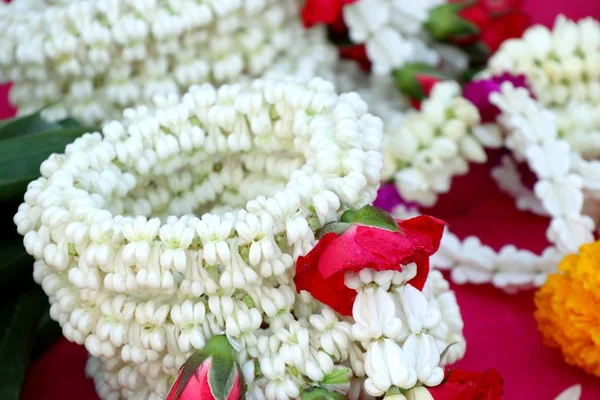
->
[57,118,81,128]
[340,210,356,223]
[301,388,346,400]
[425,1,479,41]
[392,63,449,100]
[31,305,62,360]
[315,222,351,239]
[321,368,351,385]
[439,341,458,364]
[208,356,237,400]
[0,240,32,291]
[0,126,95,202]
[350,205,401,232]
[0,112,61,140]
[462,42,491,65]
[0,286,47,400]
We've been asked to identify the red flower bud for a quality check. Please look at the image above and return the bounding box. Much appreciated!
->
[166,335,242,400]
[392,63,448,108]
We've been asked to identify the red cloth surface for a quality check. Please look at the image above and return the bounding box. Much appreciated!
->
[3,1,600,399]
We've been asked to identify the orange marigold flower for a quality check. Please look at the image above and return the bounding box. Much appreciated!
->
[534,240,600,376]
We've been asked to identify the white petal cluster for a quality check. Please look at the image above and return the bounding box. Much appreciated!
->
[347,267,465,397]
[486,16,600,158]
[342,0,446,75]
[383,81,502,206]
[488,16,600,108]
[0,0,315,124]
[15,77,384,399]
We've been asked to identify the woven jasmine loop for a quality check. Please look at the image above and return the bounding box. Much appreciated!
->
[15,77,384,399]
[0,0,311,124]
[394,83,594,291]
[383,81,502,206]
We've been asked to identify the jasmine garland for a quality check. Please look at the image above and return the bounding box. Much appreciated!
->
[14,76,466,399]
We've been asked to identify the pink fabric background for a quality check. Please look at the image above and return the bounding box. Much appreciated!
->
[2,1,599,399]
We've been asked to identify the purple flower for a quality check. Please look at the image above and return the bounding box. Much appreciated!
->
[463,73,530,123]
[374,183,418,213]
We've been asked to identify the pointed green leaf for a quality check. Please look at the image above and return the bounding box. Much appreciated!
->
[425,2,479,41]
[208,356,237,400]
[315,222,351,239]
[0,286,47,400]
[301,388,346,400]
[0,126,96,202]
[0,240,32,290]
[321,368,351,385]
[461,41,491,65]
[439,366,456,385]
[439,342,458,364]
[340,210,356,223]
[350,205,401,232]
[392,63,449,100]
[0,112,61,140]
[173,352,210,399]
[57,118,81,128]
[31,305,62,360]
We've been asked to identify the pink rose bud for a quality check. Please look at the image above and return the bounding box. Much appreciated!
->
[165,335,242,400]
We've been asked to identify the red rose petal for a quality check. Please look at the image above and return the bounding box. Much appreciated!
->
[482,11,531,52]
[428,368,504,400]
[301,0,358,28]
[481,0,523,14]
[407,254,430,291]
[460,3,492,30]
[397,215,446,255]
[415,74,443,98]
[294,232,363,316]
[294,232,339,293]
[318,226,394,279]
[339,44,372,71]
[301,0,343,27]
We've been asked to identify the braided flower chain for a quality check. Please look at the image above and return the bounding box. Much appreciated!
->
[0,0,314,123]
[393,83,595,290]
[14,76,389,398]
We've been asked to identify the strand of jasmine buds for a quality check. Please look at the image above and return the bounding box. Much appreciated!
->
[485,16,600,158]
[382,81,503,206]
[15,77,384,399]
[344,266,465,397]
[491,155,548,216]
[395,83,594,289]
[0,0,311,124]
[341,0,444,75]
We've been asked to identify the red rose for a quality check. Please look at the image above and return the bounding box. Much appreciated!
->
[428,0,530,57]
[294,207,445,316]
[428,369,504,400]
[480,11,530,52]
[456,0,530,52]
[301,0,357,28]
